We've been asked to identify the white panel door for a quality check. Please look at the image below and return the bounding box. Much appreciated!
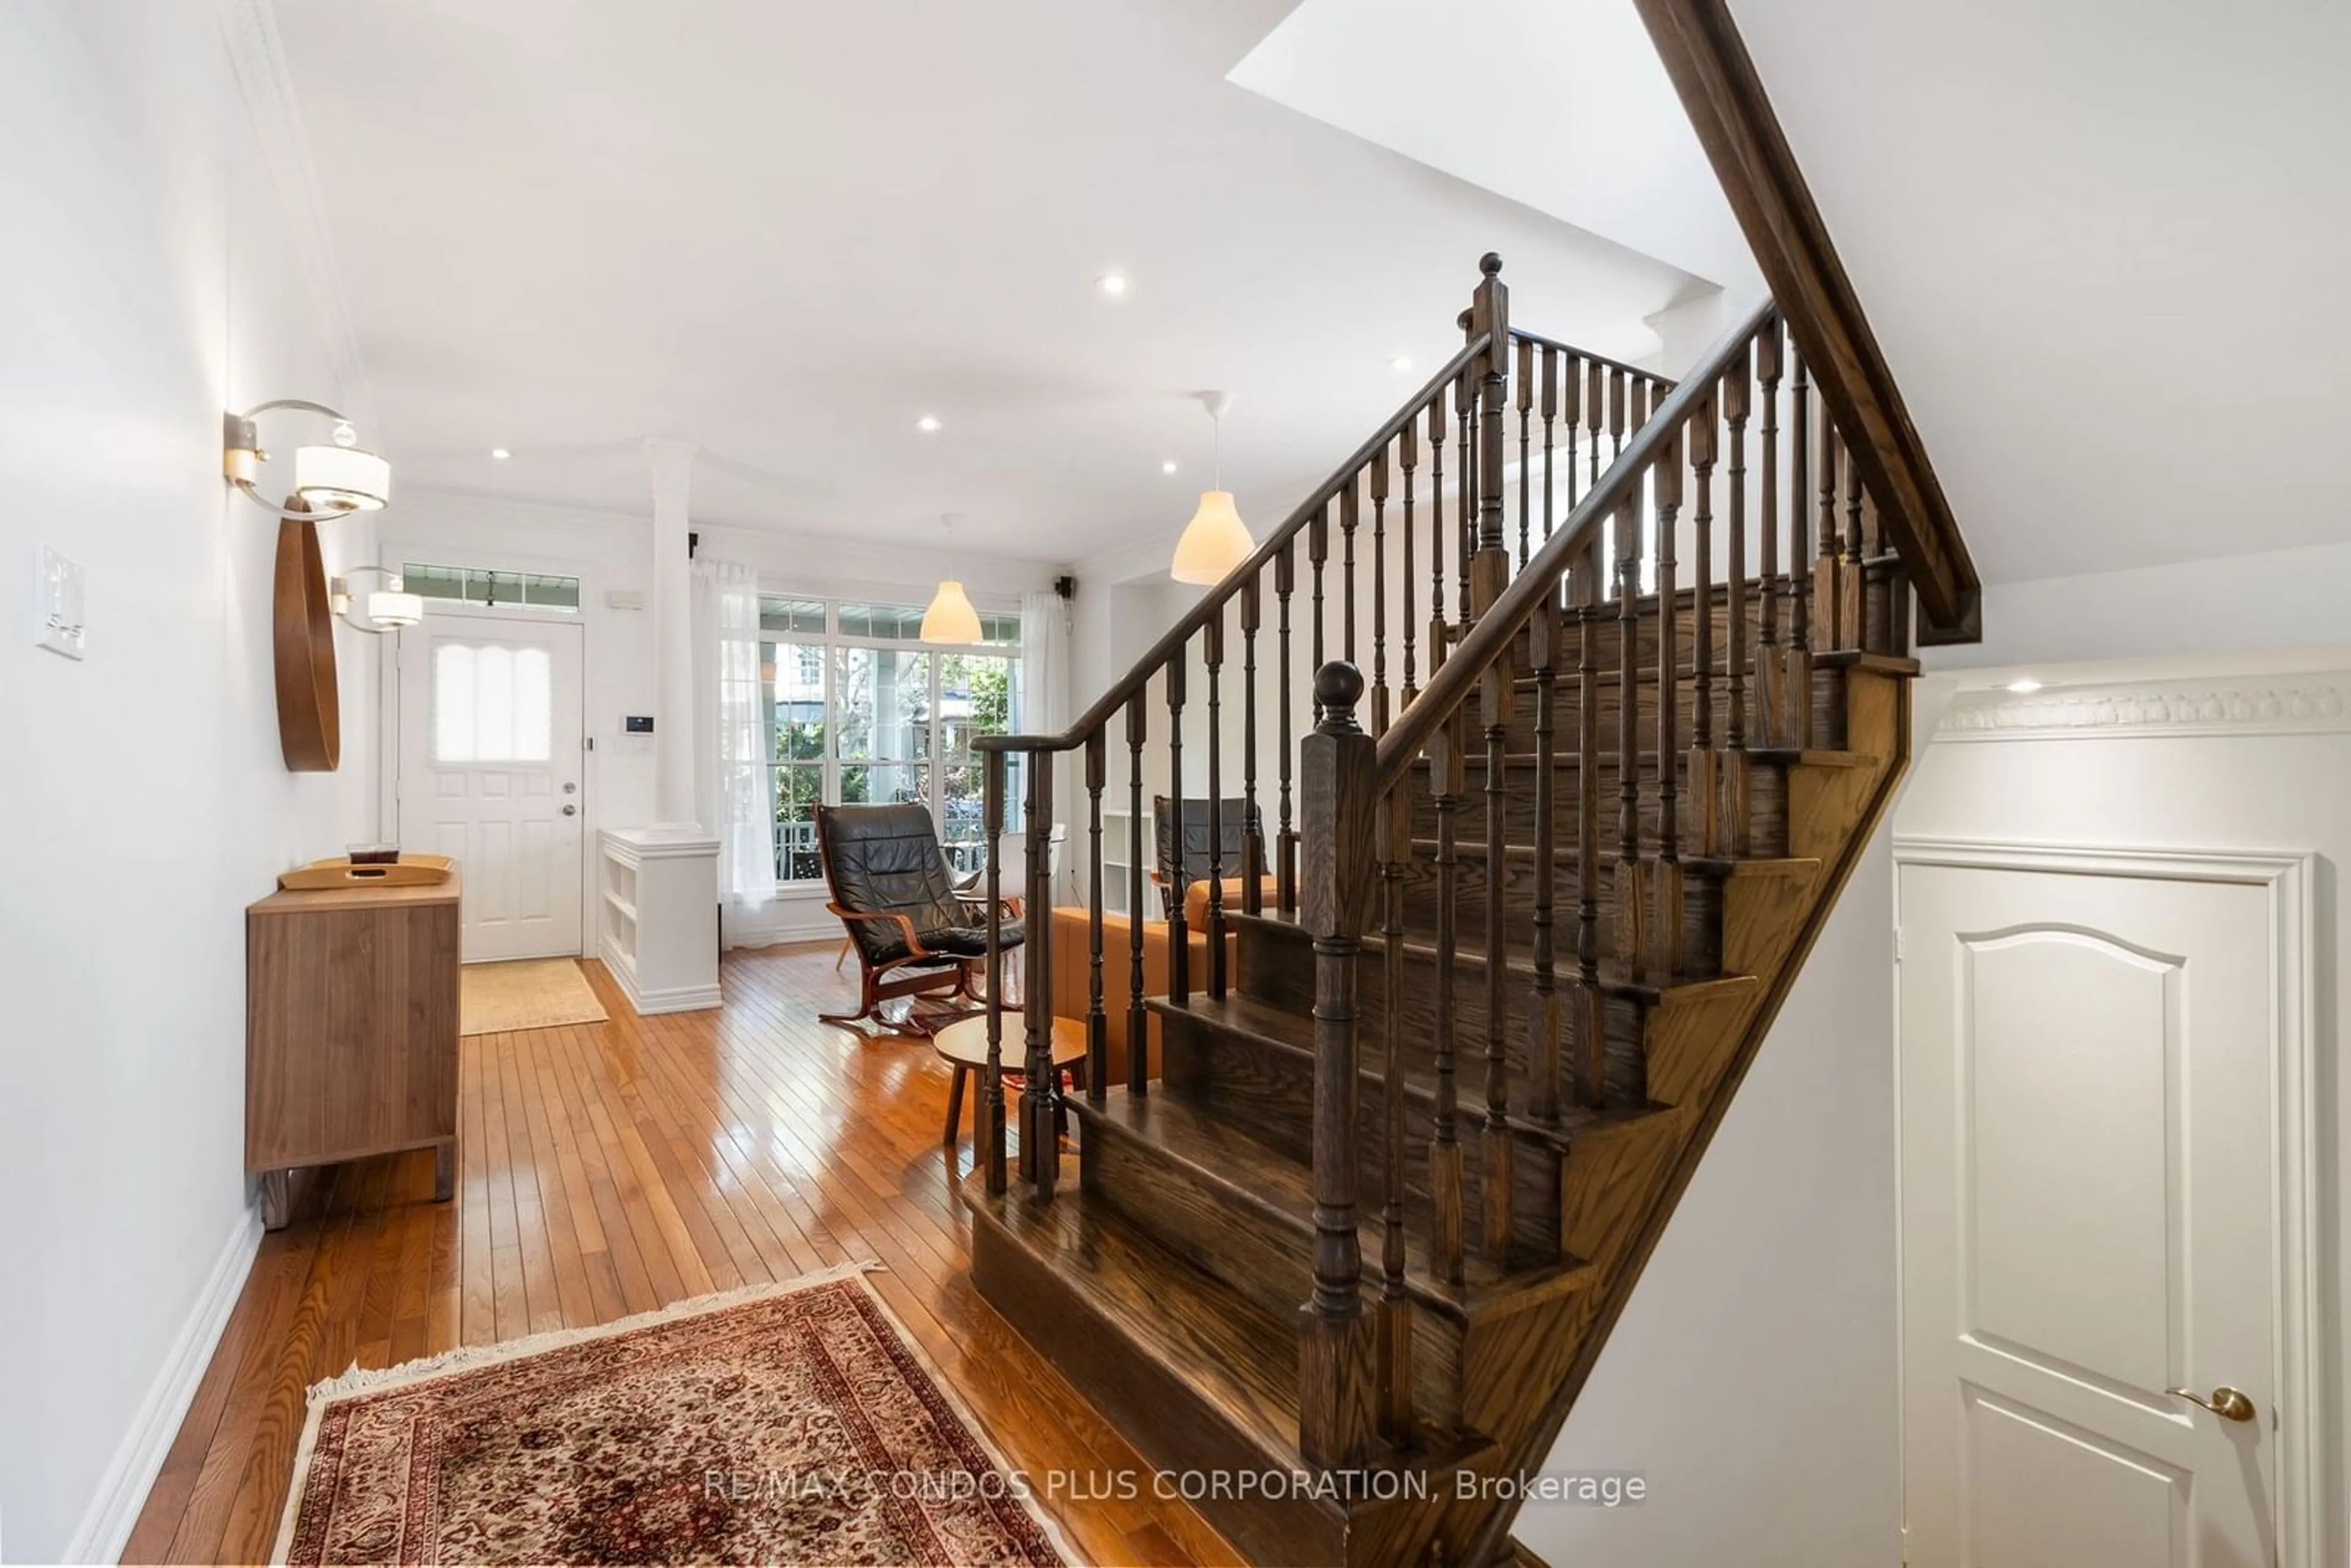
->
[397,617,584,962]
[1900,858,2277,1567]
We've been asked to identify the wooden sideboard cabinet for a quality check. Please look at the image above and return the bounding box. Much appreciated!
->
[246,873,462,1229]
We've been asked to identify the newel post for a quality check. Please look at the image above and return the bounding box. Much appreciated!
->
[1299,661,1379,1469]
[1469,252,1512,619]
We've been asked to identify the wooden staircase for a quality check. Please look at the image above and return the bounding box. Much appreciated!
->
[959,258,1960,1564]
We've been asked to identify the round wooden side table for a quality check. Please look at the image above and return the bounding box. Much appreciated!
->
[932,1014,1089,1150]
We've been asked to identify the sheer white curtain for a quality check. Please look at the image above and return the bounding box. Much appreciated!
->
[1019,588,1071,904]
[692,559,779,907]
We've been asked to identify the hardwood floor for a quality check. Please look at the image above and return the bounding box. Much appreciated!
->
[124,942,1240,1567]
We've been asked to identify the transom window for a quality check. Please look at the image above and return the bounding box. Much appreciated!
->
[737,596,1023,883]
[403,561,582,613]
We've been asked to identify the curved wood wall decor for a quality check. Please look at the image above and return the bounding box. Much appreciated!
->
[272,499,342,772]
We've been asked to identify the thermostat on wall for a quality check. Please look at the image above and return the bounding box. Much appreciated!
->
[624,715,654,734]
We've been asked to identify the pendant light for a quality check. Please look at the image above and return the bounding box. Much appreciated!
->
[1171,390,1253,585]
[920,515,983,644]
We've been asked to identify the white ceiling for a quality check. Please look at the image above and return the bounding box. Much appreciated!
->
[274,0,1701,565]
[1229,0,1753,290]
[1730,0,2351,584]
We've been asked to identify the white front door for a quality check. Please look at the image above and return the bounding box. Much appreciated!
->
[397,616,585,962]
[1899,853,2280,1567]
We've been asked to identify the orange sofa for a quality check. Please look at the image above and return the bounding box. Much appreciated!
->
[1047,905,1241,1084]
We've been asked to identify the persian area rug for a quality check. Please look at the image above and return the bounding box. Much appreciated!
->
[272,1267,1069,1566]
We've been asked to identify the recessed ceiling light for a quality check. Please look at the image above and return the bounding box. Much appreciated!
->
[490,447,511,460]
[2006,678,2044,694]
[1390,355,1413,373]
[1097,273,1129,298]
[1161,460,1179,475]
[917,415,942,433]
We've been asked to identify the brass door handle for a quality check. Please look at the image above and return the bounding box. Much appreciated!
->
[2166,1386,2255,1423]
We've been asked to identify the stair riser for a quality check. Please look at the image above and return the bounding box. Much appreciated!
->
[1158,1011,1566,1270]
[967,1207,1349,1567]
[1235,919,1651,1104]
[1079,1117,1473,1426]
[1400,854,1723,978]
[1406,757,1789,861]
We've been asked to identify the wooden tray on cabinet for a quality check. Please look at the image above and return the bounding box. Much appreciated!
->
[277,852,456,891]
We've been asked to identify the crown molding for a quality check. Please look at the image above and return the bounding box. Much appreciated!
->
[212,0,373,427]
[1939,672,2351,742]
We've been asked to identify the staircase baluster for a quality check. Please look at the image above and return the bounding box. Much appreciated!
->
[1400,419,1419,710]
[1022,749,1057,1197]
[1126,697,1150,1093]
[1205,614,1228,1002]
[1687,387,1719,860]
[1086,732,1106,1103]
[1310,503,1329,721]
[1722,342,1753,854]
[1164,655,1188,1004]
[1341,482,1360,670]
[1572,546,1605,1106]
[1276,539,1299,916]
[1299,661,1374,1469]
[1648,422,1685,985]
[1428,702,1466,1286]
[984,749,1008,1192]
[1753,318,1783,747]
[1604,369,1627,593]
[1370,448,1390,735]
[1456,317,1474,625]
[1539,343,1558,547]
[1787,346,1813,748]
[1242,577,1262,917]
[1479,655,1513,1262]
[1813,416,1840,655]
[1843,430,1867,653]
[1588,359,1607,497]
[1529,591,1561,1131]
[1611,485,1644,975]
[1376,782,1414,1442]
[1517,337,1534,569]
[1428,389,1447,661]
[1561,353,1582,512]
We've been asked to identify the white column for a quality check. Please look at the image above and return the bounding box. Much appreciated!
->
[647,437,699,827]
[599,437,721,1014]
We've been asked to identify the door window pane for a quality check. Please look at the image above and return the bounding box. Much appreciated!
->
[433,642,552,763]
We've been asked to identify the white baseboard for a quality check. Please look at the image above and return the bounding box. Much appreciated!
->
[66,1202,263,1564]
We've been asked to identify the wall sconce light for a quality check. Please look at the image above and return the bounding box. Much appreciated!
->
[223,399,392,519]
[329,566,424,633]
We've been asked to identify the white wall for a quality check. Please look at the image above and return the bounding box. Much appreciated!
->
[0,2,378,1558]
[1522,831,1901,1567]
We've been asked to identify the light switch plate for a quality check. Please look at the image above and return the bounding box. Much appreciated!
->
[36,546,84,659]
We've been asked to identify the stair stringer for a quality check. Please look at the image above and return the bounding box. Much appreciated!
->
[1359,664,1913,1568]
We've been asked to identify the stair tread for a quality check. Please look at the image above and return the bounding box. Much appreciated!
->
[1406,839,1824,878]
[1083,1075,1608,1319]
[1230,906,1769,1000]
[1153,991,1661,1145]
[965,1171,1310,1463]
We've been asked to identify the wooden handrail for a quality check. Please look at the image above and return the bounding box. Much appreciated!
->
[975,333,1493,758]
[1505,325,1674,391]
[1373,296,1777,793]
[1630,0,1980,641]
